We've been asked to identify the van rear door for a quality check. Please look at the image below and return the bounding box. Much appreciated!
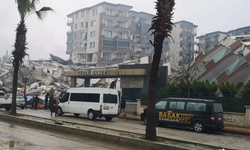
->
[103,94,118,115]
[213,103,224,127]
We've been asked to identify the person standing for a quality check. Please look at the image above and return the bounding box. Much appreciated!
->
[44,92,49,110]
[34,95,39,110]
[120,96,127,117]
[49,88,54,110]
[50,97,59,117]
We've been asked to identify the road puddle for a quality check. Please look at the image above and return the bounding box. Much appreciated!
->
[0,141,32,148]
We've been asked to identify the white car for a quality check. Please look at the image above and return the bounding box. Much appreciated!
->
[0,91,11,111]
[58,88,119,121]
[6,93,26,109]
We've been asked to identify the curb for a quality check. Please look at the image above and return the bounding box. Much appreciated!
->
[0,113,191,150]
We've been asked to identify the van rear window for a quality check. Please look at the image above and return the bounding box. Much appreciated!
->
[187,102,206,111]
[213,103,223,113]
[104,94,117,104]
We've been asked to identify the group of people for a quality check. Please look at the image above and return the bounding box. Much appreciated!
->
[32,87,58,117]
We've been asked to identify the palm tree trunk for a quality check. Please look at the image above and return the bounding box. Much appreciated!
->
[146,36,165,140]
[11,61,19,114]
[11,20,27,115]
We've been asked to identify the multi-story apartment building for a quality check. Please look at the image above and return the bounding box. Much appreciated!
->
[66,2,195,67]
[196,31,227,52]
[169,21,198,68]
[197,26,250,52]
[229,26,250,36]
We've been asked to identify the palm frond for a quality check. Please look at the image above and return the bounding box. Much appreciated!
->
[148,0,175,39]
[36,7,54,20]
[15,0,30,19]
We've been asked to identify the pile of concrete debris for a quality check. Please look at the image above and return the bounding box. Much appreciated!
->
[0,60,117,100]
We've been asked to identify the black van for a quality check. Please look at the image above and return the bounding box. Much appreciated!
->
[140,97,224,133]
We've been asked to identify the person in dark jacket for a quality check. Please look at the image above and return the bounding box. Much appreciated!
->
[44,93,49,110]
[34,95,39,110]
[50,97,58,117]
[120,96,127,117]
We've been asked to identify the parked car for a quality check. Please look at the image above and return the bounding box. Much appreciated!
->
[0,91,11,111]
[58,88,119,121]
[6,93,25,109]
[140,97,224,133]
[26,95,45,109]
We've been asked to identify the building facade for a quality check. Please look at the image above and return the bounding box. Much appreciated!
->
[229,26,250,36]
[66,2,196,67]
[196,31,227,52]
[169,21,198,68]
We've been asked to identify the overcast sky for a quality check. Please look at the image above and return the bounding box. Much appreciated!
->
[0,0,250,60]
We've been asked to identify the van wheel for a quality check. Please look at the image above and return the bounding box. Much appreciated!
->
[74,114,80,117]
[5,107,10,111]
[57,107,63,116]
[193,121,205,133]
[88,110,96,120]
[105,117,112,121]
[21,106,25,109]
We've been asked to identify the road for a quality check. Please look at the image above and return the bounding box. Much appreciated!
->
[0,121,136,150]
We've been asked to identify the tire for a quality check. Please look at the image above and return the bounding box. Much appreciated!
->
[193,121,205,133]
[74,114,80,117]
[105,117,112,121]
[88,110,96,120]
[57,107,63,116]
[5,107,10,111]
[21,106,25,109]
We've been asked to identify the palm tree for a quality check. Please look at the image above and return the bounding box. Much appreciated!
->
[11,0,53,115]
[146,0,175,140]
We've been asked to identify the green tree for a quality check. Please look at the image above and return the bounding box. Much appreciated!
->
[11,0,53,115]
[146,0,175,140]
[240,83,250,98]
[219,82,237,97]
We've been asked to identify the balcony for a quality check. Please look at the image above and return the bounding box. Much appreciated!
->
[67,20,74,26]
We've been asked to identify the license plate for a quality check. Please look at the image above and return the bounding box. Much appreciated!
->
[218,118,222,120]
[103,106,109,110]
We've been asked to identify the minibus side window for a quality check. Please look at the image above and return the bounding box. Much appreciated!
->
[104,94,117,103]
[169,101,185,110]
[155,101,167,110]
[186,102,206,111]
[60,93,69,103]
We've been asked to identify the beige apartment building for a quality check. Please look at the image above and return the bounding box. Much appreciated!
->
[66,2,196,67]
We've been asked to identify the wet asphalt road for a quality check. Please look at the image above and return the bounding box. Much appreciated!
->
[0,121,136,150]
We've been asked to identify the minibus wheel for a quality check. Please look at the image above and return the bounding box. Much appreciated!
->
[74,114,80,117]
[5,107,10,111]
[193,121,204,133]
[88,110,96,120]
[57,107,63,116]
[105,117,112,121]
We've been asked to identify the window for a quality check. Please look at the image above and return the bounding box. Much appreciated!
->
[103,53,111,60]
[104,94,117,104]
[213,103,223,112]
[131,46,135,52]
[75,23,77,29]
[187,102,206,111]
[140,18,146,23]
[105,8,113,15]
[179,52,183,57]
[81,22,84,28]
[60,93,69,103]
[91,20,96,27]
[86,22,88,28]
[169,101,185,110]
[104,30,112,38]
[155,101,167,110]
[117,32,123,38]
[81,11,85,18]
[0,92,5,96]
[104,19,113,27]
[90,42,95,48]
[75,13,79,19]
[90,31,95,37]
[70,93,100,102]
[132,16,136,22]
[141,48,146,53]
[118,21,123,28]
[118,11,123,16]
[92,9,97,16]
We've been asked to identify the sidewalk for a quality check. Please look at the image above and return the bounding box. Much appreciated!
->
[122,114,250,135]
